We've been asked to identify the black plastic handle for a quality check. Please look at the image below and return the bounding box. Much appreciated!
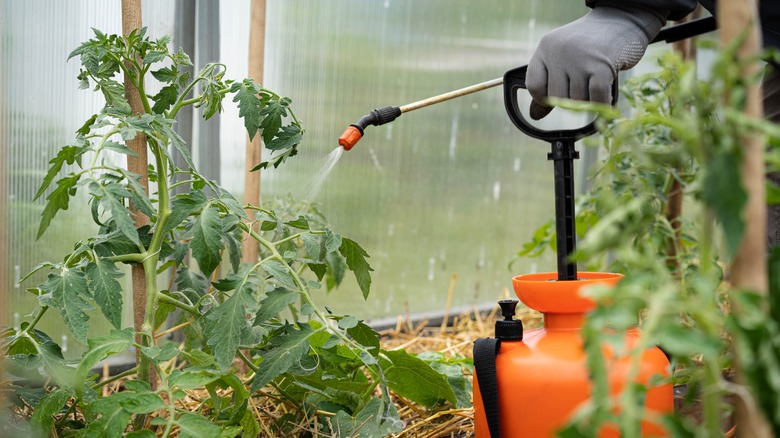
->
[503,65,618,142]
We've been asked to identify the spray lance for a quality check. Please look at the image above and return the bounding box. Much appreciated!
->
[337,16,716,152]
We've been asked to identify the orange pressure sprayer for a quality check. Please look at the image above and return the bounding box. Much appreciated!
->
[471,66,675,438]
[336,18,717,437]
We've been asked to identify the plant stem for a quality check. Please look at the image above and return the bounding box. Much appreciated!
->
[157,293,200,316]
[90,366,138,390]
[23,306,48,334]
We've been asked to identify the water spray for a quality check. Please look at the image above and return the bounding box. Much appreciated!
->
[337,16,716,151]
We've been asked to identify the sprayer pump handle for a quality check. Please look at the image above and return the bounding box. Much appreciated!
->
[503,65,618,142]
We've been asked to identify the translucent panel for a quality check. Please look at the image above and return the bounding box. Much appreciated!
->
[1,1,175,356]
[219,0,591,320]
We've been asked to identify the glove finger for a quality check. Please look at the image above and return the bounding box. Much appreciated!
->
[569,76,590,101]
[588,73,613,104]
[526,60,548,104]
[530,101,554,120]
[547,71,570,100]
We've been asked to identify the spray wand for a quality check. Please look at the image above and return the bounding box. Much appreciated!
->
[337,16,716,151]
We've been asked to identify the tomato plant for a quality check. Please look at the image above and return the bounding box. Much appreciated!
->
[1,28,464,437]
[520,44,780,436]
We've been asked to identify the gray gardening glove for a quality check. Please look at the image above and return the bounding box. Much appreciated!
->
[526,4,667,119]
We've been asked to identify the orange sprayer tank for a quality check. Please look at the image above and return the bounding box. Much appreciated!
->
[473,272,673,437]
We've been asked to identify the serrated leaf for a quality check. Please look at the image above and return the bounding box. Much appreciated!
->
[203,288,253,370]
[140,343,179,363]
[77,114,98,135]
[339,238,373,299]
[75,329,134,397]
[142,50,167,65]
[381,349,457,407]
[259,98,289,144]
[261,259,297,290]
[152,83,179,114]
[284,215,309,229]
[42,269,92,343]
[231,79,262,140]
[253,288,298,325]
[163,190,209,235]
[151,66,178,83]
[102,140,139,157]
[118,393,166,414]
[99,183,141,246]
[30,388,72,437]
[37,173,80,239]
[176,413,222,438]
[252,325,315,391]
[266,124,303,152]
[169,369,221,390]
[188,206,224,278]
[85,260,124,329]
[332,397,403,438]
[347,322,380,354]
[82,398,132,438]
[96,79,131,116]
[118,169,154,217]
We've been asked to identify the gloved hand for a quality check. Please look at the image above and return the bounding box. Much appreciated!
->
[526,4,667,119]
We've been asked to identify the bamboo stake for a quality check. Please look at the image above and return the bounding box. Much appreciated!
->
[717,0,771,436]
[242,0,266,263]
[121,0,149,359]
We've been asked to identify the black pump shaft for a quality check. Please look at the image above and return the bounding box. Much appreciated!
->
[548,141,579,280]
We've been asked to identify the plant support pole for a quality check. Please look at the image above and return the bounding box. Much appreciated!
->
[718,0,771,436]
[242,0,266,263]
[121,0,149,345]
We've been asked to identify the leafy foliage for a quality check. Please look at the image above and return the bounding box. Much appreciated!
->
[519,46,780,435]
[2,27,465,437]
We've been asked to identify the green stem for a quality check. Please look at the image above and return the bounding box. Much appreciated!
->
[158,293,200,317]
[109,253,145,264]
[22,306,48,334]
[90,366,138,390]
[239,222,393,400]
[238,350,259,373]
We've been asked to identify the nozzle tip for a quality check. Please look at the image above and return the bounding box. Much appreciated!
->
[338,126,362,151]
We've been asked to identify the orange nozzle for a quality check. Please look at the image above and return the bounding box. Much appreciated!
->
[338,126,362,151]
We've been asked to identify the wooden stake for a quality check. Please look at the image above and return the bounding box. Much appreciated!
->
[242,0,266,263]
[121,0,150,363]
[718,0,771,436]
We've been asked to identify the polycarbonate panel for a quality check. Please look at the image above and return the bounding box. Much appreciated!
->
[3,1,595,347]
[220,1,591,320]
[2,1,175,356]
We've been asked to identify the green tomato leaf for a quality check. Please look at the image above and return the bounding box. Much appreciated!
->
[96,79,131,116]
[102,140,139,157]
[188,206,224,278]
[252,325,315,391]
[253,288,298,325]
[42,269,92,343]
[230,79,262,140]
[258,98,289,144]
[203,288,253,370]
[35,146,88,201]
[82,397,132,438]
[176,412,222,438]
[266,124,303,152]
[85,260,124,329]
[142,50,167,65]
[381,349,457,408]
[261,259,297,290]
[151,66,178,83]
[702,153,747,257]
[75,329,134,398]
[169,369,221,390]
[30,387,72,437]
[37,173,80,239]
[151,84,179,114]
[347,321,380,354]
[339,238,373,299]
